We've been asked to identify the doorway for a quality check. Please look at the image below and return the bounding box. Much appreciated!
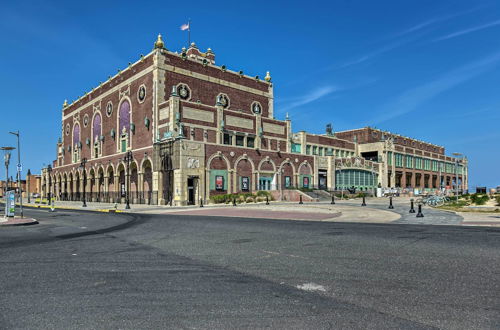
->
[187,177,197,205]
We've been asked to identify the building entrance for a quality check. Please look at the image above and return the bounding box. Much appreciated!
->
[318,170,327,190]
[187,177,198,205]
[259,176,272,190]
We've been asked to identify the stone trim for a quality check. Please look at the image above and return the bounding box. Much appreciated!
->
[164,64,271,98]
[182,107,214,123]
[63,66,154,120]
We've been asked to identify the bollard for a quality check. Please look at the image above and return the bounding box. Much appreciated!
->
[299,195,303,204]
[388,196,394,209]
[409,198,415,213]
[416,204,424,217]
[266,195,269,205]
[331,195,335,205]
[361,195,366,206]
[233,198,237,206]
[200,198,204,208]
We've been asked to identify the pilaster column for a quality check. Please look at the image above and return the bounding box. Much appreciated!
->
[227,169,233,194]
[410,172,416,188]
[216,103,224,144]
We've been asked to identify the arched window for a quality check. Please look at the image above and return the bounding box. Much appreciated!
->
[73,123,81,163]
[92,114,102,158]
[118,100,131,152]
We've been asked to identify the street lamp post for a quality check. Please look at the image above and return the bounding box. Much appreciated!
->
[80,158,87,207]
[1,146,15,202]
[279,168,284,201]
[123,151,133,209]
[47,165,52,209]
[452,153,462,202]
[27,169,31,203]
[9,131,23,217]
[339,165,344,200]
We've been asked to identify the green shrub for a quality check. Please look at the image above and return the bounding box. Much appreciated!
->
[470,194,489,205]
[496,195,500,206]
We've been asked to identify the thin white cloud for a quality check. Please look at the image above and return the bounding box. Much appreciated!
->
[434,19,500,41]
[336,6,489,70]
[280,86,337,112]
[369,51,500,125]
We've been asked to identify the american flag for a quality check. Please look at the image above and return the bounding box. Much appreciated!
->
[180,23,190,31]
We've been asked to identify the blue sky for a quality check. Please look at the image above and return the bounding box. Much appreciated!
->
[1,0,499,188]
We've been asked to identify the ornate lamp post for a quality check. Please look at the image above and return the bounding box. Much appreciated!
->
[123,151,133,209]
[9,131,23,217]
[27,169,31,203]
[1,147,15,199]
[80,158,87,207]
[47,164,52,205]
[452,152,462,203]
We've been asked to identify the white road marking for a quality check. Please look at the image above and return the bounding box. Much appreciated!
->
[296,282,326,292]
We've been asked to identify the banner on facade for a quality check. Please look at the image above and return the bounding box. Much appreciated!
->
[215,175,224,191]
[121,183,126,197]
[303,176,309,188]
[285,176,291,188]
[241,177,249,191]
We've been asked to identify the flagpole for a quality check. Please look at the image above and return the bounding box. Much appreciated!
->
[188,19,191,46]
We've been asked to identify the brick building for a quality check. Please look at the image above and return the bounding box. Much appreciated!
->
[1,174,42,198]
[44,34,467,205]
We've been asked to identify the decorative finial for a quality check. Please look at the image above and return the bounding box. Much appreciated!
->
[207,47,213,53]
[154,34,165,49]
[190,42,197,48]
[216,95,223,106]
[265,71,271,82]
[285,112,289,120]
[63,100,68,108]
[171,85,178,96]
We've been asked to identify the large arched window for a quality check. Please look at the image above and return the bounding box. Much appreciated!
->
[73,123,81,163]
[118,100,131,152]
[92,113,102,158]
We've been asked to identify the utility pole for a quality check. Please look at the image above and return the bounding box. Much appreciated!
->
[9,131,23,217]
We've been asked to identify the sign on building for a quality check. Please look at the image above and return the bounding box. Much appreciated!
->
[241,177,249,191]
[215,175,224,191]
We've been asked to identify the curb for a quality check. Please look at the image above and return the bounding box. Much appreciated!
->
[22,204,124,214]
[0,219,39,227]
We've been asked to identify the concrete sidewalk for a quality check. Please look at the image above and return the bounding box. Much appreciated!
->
[20,199,401,223]
[458,212,500,227]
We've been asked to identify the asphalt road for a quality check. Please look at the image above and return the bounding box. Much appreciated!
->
[0,208,499,329]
